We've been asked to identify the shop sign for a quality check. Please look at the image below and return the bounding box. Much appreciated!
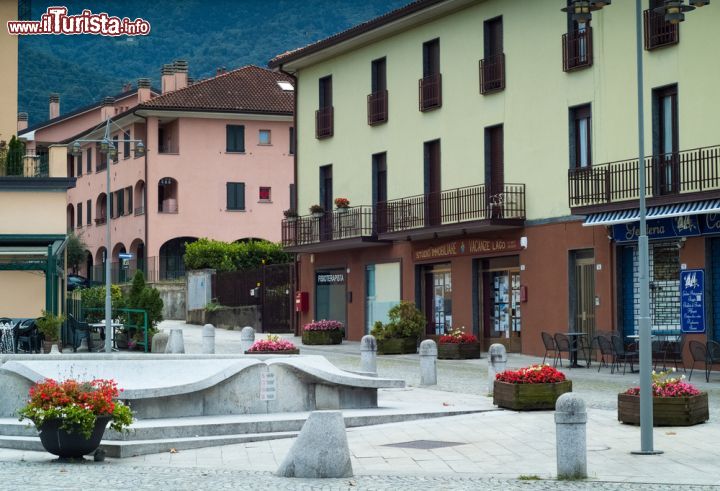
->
[413,238,520,261]
[612,216,701,243]
[680,269,705,334]
[316,272,345,285]
[703,213,720,233]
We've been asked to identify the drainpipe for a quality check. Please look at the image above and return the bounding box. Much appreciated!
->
[278,64,299,334]
[134,111,149,279]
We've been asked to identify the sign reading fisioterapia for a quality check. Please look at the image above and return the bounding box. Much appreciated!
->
[7,6,151,36]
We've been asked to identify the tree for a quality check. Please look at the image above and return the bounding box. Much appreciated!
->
[5,136,24,176]
[127,270,164,328]
[66,233,87,274]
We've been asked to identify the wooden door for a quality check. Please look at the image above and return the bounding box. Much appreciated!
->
[574,257,596,341]
[485,125,504,218]
[424,140,441,227]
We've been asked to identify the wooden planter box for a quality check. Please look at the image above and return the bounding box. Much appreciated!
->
[244,349,300,355]
[302,330,343,345]
[377,337,417,355]
[617,392,709,426]
[437,342,481,359]
[493,380,572,410]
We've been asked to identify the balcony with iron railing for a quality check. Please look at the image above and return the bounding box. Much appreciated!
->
[281,205,381,252]
[0,148,49,178]
[644,8,678,50]
[479,53,505,94]
[562,27,593,72]
[315,106,334,139]
[367,90,388,125]
[419,73,442,111]
[568,145,720,213]
[377,183,526,240]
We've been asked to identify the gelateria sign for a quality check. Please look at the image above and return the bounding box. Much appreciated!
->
[612,214,720,243]
[413,238,520,261]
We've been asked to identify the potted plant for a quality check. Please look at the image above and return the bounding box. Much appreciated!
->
[245,334,299,354]
[494,364,572,411]
[371,301,425,355]
[35,310,65,353]
[334,197,350,213]
[618,368,709,426]
[302,319,344,345]
[309,204,325,218]
[17,378,133,459]
[437,328,481,359]
[283,209,299,223]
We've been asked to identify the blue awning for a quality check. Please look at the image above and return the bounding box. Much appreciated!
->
[583,199,720,227]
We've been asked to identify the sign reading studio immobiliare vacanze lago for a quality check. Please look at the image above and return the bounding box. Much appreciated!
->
[413,237,520,262]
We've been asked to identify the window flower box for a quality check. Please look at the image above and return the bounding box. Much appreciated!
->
[437,329,481,359]
[493,365,571,410]
[302,320,344,345]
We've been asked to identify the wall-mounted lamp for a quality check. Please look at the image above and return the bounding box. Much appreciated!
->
[520,236,528,249]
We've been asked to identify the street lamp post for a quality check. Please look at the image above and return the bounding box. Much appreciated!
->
[561,0,708,454]
[70,119,145,353]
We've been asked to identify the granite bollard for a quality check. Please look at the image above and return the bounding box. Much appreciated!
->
[151,331,169,353]
[360,335,377,374]
[276,410,353,478]
[240,326,255,353]
[555,393,587,479]
[202,324,215,354]
[487,343,507,394]
[164,328,185,354]
[49,344,60,354]
[419,339,437,386]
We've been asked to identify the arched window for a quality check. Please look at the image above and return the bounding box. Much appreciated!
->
[67,204,75,231]
[134,180,146,215]
[158,177,178,213]
[96,193,107,224]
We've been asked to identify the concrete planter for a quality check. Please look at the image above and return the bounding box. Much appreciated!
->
[302,330,343,345]
[377,337,417,355]
[437,342,481,359]
[617,392,709,426]
[493,380,572,410]
[244,349,300,355]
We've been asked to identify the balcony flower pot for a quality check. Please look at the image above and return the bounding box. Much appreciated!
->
[312,212,324,219]
[377,337,418,355]
[618,370,708,426]
[493,365,571,411]
[437,329,481,359]
[302,320,344,345]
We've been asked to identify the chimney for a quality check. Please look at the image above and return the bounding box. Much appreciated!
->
[137,78,152,103]
[100,96,115,121]
[187,77,194,86]
[17,112,28,132]
[161,64,175,93]
[173,60,188,91]
[49,93,60,119]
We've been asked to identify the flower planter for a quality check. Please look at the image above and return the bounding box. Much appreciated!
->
[244,349,300,355]
[617,392,709,426]
[493,380,572,411]
[377,337,417,355]
[302,330,343,345]
[437,342,481,359]
[38,416,110,458]
[336,207,348,214]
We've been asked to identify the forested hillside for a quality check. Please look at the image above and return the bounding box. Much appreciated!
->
[19,0,407,125]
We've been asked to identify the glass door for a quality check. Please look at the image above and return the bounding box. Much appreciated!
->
[423,263,452,335]
[488,269,521,339]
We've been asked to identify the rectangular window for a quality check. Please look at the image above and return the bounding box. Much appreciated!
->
[226,125,245,152]
[86,199,92,225]
[319,76,332,109]
[124,131,131,158]
[368,58,388,125]
[86,148,92,173]
[652,84,679,195]
[569,104,592,168]
[420,39,441,111]
[485,125,504,218]
[117,190,124,216]
[259,186,271,201]
[371,57,387,94]
[109,192,114,219]
[317,76,334,138]
[319,165,333,212]
[289,127,295,155]
[112,136,119,163]
[76,154,83,176]
[77,202,82,228]
[372,152,387,206]
[259,129,271,145]
[422,39,440,77]
[227,182,246,210]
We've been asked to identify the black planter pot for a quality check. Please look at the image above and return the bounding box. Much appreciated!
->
[38,416,110,458]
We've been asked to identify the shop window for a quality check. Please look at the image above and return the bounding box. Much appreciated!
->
[421,263,452,335]
[316,269,346,325]
[365,262,401,334]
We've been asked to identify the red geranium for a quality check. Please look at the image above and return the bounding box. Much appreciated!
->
[625,368,701,397]
[496,364,566,384]
[438,328,478,344]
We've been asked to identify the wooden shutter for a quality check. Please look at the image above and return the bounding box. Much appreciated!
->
[77,202,82,227]
[87,148,92,172]
[87,199,91,224]
[126,187,133,214]
[237,182,245,210]
[109,193,114,218]
[289,127,295,154]
[226,183,235,209]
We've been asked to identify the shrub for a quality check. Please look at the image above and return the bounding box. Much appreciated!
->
[370,301,425,341]
[80,285,125,321]
[126,271,163,328]
[183,238,291,272]
[5,136,24,176]
[35,310,65,342]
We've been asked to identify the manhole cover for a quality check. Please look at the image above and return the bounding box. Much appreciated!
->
[588,445,611,452]
[383,440,464,450]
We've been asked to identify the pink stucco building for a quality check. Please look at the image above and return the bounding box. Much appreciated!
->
[19,62,294,281]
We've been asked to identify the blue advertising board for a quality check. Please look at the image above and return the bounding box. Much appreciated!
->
[680,269,705,334]
[612,214,720,243]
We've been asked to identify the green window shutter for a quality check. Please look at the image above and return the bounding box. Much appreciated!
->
[109,193,114,218]
[227,182,235,209]
[226,126,233,152]
[127,187,133,214]
[87,199,91,224]
[238,182,245,210]
[238,126,245,152]
[226,125,245,152]
[118,190,124,216]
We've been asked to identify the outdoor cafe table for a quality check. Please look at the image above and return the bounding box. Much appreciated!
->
[88,320,123,351]
[566,332,589,368]
[0,322,14,353]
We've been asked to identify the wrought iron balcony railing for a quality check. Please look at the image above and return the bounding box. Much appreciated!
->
[367,90,388,125]
[377,183,526,235]
[419,73,442,111]
[282,206,375,248]
[568,145,720,209]
[644,9,678,50]
[315,106,334,139]
[562,27,593,72]
[480,53,505,94]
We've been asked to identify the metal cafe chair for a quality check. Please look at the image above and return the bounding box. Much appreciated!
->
[610,334,637,375]
[13,318,40,353]
[541,331,558,366]
[688,340,708,382]
[662,334,686,373]
[554,333,590,368]
[706,341,720,383]
[595,334,615,373]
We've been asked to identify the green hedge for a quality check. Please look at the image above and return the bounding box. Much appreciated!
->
[183,238,291,272]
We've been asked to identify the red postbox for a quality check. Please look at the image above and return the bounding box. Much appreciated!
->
[295,291,309,312]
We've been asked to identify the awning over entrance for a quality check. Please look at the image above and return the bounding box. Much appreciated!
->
[582,199,720,227]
